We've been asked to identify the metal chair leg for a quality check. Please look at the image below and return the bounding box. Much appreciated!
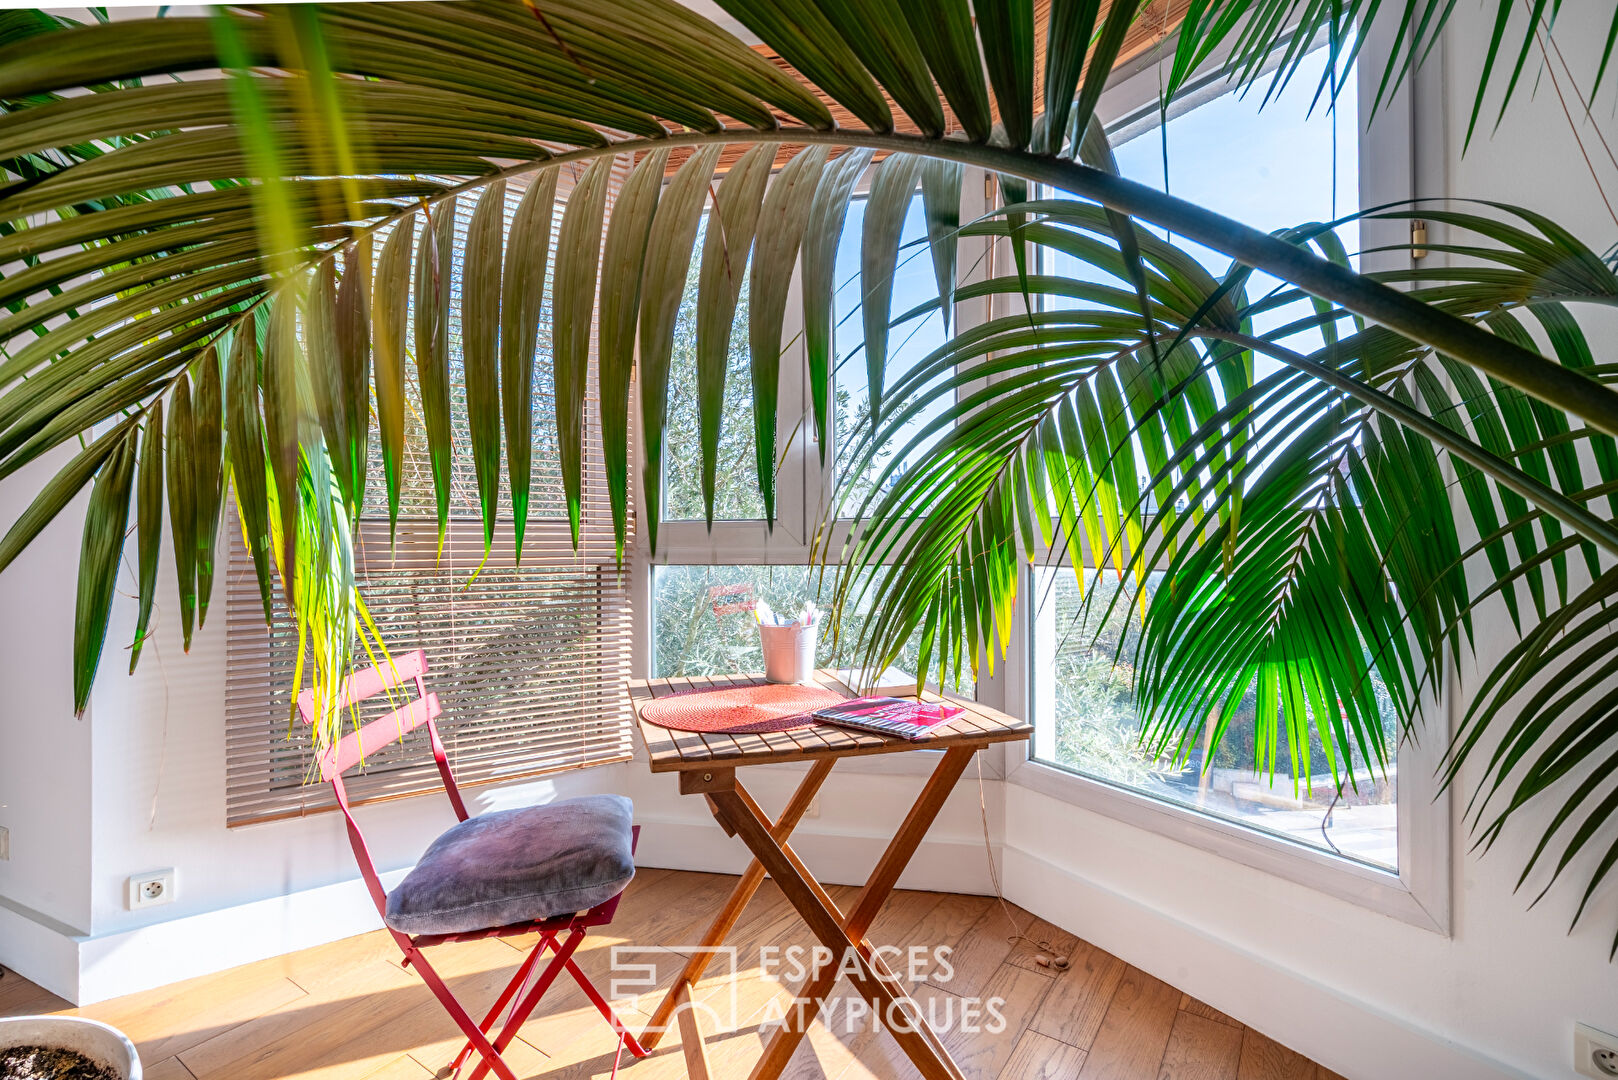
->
[567,956,648,1058]
[447,934,550,1076]
[464,929,585,1080]
[407,950,522,1080]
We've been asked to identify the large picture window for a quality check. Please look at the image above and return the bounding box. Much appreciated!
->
[1015,36,1440,903]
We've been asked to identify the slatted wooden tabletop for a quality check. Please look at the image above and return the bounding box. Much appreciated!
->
[629,669,1031,772]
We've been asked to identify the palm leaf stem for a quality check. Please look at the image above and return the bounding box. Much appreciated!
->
[1196,328,1618,556]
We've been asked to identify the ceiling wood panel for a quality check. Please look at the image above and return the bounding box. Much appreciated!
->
[658,0,1190,176]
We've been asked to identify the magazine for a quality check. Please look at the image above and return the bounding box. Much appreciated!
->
[812,696,965,741]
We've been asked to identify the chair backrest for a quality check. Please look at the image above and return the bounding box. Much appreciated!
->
[296,649,467,820]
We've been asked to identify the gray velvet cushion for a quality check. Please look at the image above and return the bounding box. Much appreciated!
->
[385,794,635,936]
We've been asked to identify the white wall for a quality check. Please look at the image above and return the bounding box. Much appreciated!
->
[3,502,990,1002]
[0,447,95,941]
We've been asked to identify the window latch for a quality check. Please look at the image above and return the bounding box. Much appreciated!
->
[1411,219,1429,260]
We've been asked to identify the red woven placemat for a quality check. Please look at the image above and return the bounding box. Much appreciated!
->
[640,684,845,734]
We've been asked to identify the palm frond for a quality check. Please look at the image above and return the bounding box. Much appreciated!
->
[2,0,1618,954]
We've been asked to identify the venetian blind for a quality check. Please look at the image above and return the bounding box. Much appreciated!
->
[224,174,634,827]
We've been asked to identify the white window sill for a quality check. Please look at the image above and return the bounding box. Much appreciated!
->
[1006,754,1448,933]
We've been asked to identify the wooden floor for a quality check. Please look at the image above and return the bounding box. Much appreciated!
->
[0,869,1340,1080]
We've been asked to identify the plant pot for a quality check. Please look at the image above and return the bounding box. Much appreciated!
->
[0,1016,141,1080]
[759,622,816,684]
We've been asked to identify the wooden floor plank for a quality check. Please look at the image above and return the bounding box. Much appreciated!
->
[916,963,1054,1080]
[174,946,417,1080]
[79,961,309,1065]
[0,970,71,1018]
[0,871,1333,1080]
[998,1031,1087,1080]
[181,937,553,1080]
[1178,995,1242,1030]
[362,1055,435,1080]
[940,903,1021,999]
[796,982,923,1080]
[140,1057,198,1080]
[879,890,995,994]
[1076,967,1182,1080]
[865,888,949,954]
[1027,941,1128,1050]
[1158,1011,1244,1080]
[1235,1030,1316,1080]
[1004,914,1083,979]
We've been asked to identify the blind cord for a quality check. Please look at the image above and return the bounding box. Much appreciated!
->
[975,751,1069,972]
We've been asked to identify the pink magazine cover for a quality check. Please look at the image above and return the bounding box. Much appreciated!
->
[812,696,966,740]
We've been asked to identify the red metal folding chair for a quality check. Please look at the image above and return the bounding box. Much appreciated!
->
[297,649,648,1080]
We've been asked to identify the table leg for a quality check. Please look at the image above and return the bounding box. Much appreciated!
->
[638,758,835,1049]
[672,982,712,1080]
[721,745,981,1080]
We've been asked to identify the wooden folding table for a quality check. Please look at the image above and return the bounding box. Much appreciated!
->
[628,670,1032,1080]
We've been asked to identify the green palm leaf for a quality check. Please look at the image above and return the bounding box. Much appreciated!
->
[750,144,829,521]
[130,405,164,674]
[74,425,136,716]
[697,143,773,526]
[600,150,668,558]
[554,156,614,547]
[414,204,454,550]
[503,173,559,562]
[464,180,507,553]
[638,143,722,551]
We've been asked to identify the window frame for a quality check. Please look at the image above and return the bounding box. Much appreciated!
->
[1001,16,1450,932]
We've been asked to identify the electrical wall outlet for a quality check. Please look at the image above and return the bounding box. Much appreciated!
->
[127,869,176,910]
[1576,1022,1618,1078]
[0,826,10,861]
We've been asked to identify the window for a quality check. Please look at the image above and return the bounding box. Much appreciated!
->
[656,195,956,531]
[224,182,633,826]
[1013,34,1449,922]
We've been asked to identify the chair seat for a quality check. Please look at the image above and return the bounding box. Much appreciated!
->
[385,795,635,937]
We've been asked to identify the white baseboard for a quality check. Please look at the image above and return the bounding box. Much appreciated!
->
[6,817,997,1008]
[75,869,410,1005]
[999,846,1526,1080]
[0,896,82,1003]
[1,870,409,1007]
[0,825,1522,1080]
[25,797,1516,1080]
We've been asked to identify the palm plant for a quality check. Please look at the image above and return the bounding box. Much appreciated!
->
[3,0,1618,949]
